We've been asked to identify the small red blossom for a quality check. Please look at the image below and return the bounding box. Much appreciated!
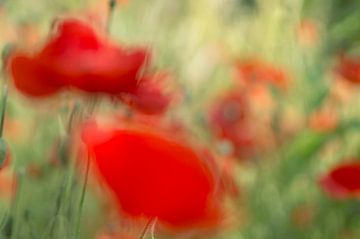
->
[319,161,360,199]
[336,55,360,84]
[8,18,149,97]
[209,90,255,158]
[308,108,338,133]
[81,121,223,230]
[234,59,288,89]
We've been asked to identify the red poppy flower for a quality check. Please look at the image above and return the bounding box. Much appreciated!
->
[336,55,360,84]
[8,18,149,97]
[208,90,255,158]
[234,59,288,89]
[119,73,173,115]
[319,161,360,199]
[82,121,222,230]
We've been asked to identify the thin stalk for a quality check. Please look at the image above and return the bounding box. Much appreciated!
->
[72,151,91,239]
[138,217,157,239]
[10,171,23,239]
[67,101,81,134]
[48,172,68,238]
[150,218,157,239]
[107,0,117,33]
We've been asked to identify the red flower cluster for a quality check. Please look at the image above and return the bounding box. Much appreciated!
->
[82,120,222,230]
[336,55,360,84]
[8,18,172,114]
[319,161,360,199]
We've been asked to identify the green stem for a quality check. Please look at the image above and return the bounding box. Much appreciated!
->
[0,85,8,138]
[66,101,81,134]
[72,151,91,239]
[48,172,68,238]
[10,171,23,239]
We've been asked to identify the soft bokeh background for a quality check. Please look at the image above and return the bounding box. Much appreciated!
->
[1,0,360,238]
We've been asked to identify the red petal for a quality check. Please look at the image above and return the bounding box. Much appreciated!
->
[83,125,221,229]
[39,18,149,94]
[8,54,64,97]
[120,74,172,114]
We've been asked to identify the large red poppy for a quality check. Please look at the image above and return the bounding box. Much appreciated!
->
[8,18,149,97]
[82,121,222,229]
[319,161,360,199]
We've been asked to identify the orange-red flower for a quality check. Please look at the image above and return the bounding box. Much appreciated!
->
[8,18,149,97]
[234,59,288,89]
[81,120,222,230]
[319,161,360,199]
[308,108,338,133]
[336,55,360,84]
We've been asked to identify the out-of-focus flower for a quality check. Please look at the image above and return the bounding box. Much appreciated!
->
[319,161,360,199]
[297,19,319,48]
[309,108,338,132]
[81,120,223,230]
[233,59,289,117]
[234,59,288,90]
[8,18,149,97]
[208,90,255,158]
[336,55,360,84]
[330,75,357,104]
[118,72,174,115]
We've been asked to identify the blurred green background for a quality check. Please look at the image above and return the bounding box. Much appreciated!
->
[0,0,360,238]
